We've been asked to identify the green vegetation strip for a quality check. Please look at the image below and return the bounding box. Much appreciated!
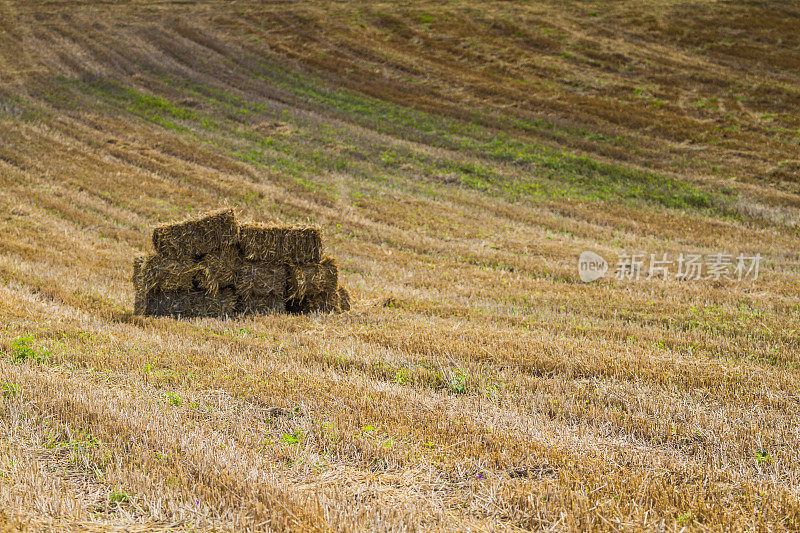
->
[46,67,723,211]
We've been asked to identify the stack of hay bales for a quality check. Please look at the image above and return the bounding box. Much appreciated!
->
[133,208,350,318]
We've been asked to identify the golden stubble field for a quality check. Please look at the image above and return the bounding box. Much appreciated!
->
[1,0,799,530]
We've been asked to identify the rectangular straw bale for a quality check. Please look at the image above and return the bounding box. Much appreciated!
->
[197,288,237,318]
[137,254,202,293]
[217,288,238,317]
[152,208,238,260]
[317,285,349,313]
[238,293,286,315]
[239,224,286,263]
[198,246,242,294]
[144,291,204,317]
[133,256,145,285]
[286,257,338,300]
[288,288,340,314]
[239,224,322,264]
[308,290,341,313]
[236,261,286,298]
[284,227,323,264]
[143,289,237,318]
[320,257,339,293]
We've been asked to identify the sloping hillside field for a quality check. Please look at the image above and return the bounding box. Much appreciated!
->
[1,0,800,530]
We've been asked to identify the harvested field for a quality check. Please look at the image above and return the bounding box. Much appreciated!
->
[1,0,800,531]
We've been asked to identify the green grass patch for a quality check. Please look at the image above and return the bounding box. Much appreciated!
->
[241,60,723,210]
[45,66,723,212]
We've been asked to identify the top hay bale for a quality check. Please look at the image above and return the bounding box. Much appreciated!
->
[239,224,322,264]
[152,208,238,260]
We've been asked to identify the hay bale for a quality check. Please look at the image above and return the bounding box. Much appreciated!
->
[238,293,286,315]
[152,208,238,260]
[236,261,286,315]
[287,290,339,314]
[133,256,145,282]
[144,291,202,317]
[198,246,242,294]
[135,254,202,294]
[237,261,286,297]
[239,224,285,263]
[286,283,349,314]
[134,210,349,318]
[143,289,237,318]
[285,227,324,264]
[286,257,338,300]
[239,224,322,264]
[217,289,239,317]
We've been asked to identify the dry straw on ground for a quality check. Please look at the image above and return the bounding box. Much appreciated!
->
[134,210,349,318]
